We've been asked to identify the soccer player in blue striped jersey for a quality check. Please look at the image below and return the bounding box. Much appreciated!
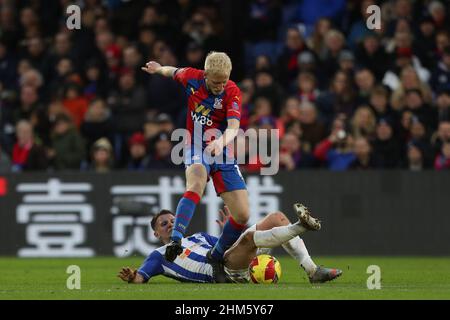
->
[118,204,342,284]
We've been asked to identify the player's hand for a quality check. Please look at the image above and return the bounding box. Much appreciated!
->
[205,140,223,157]
[216,205,231,228]
[118,267,137,283]
[141,61,161,74]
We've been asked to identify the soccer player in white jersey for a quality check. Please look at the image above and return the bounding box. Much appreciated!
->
[118,204,342,284]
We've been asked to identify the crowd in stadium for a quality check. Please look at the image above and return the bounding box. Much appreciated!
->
[1,0,450,173]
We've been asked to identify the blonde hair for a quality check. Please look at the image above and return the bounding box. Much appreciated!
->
[351,106,376,139]
[204,51,232,76]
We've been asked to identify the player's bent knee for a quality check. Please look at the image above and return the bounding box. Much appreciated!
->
[239,230,255,247]
[267,211,288,226]
[187,181,206,195]
[189,163,207,176]
[234,211,249,224]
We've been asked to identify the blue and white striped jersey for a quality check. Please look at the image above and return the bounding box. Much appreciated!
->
[137,232,218,283]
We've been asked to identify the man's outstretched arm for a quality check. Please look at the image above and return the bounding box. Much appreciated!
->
[141,61,177,78]
[117,267,145,284]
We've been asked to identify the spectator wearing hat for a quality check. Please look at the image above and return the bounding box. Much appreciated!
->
[371,118,402,168]
[297,51,325,89]
[155,113,175,135]
[404,140,428,171]
[147,132,179,169]
[297,51,315,68]
[254,55,275,76]
[181,42,205,70]
[126,132,150,171]
[337,50,355,75]
[142,112,176,150]
[104,43,122,79]
[297,51,316,73]
[47,113,85,171]
[86,137,114,173]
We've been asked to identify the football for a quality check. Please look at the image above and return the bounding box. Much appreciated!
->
[249,254,282,284]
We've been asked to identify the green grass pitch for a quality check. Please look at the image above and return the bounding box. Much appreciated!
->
[0,256,449,300]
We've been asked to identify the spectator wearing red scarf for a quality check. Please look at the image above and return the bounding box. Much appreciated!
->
[11,120,48,172]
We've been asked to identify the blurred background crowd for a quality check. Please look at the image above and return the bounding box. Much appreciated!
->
[1,0,450,173]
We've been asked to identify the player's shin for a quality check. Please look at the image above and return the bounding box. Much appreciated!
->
[253,223,307,248]
[171,191,201,241]
[282,236,317,275]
